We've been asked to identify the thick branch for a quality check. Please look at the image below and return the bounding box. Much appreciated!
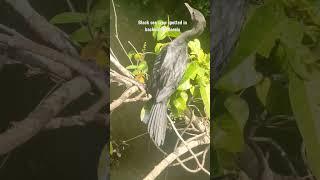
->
[45,113,107,129]
[110,49,133,78]
[8,50,72,80]
[143,136,210,180]
[0,76,91,155]
[4,0,78,56]
[0,33,106,94]
[110,86,139,111]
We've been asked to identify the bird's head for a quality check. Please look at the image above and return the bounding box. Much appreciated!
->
[184,3,206,32]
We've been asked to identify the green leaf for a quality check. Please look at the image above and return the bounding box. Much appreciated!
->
[215,55,263,92]
[97,144,107,180]
[257,17,304,57]
[71,27,92,43]
[157,27,168,41]
[134,53,143,61]
[188,39,201,53]
[154,43,166,54]
[177,79,192,91]
[173,91,188,113]
[137,61,147,70]
[127,51,135,60]
[166,31,181,38]
[180,91,188,101]
[288,44,316,80]
[152,20,168,41]
[225,0,286,71]
[256,77,271,106]
[224,95,249,130]
[213,113,244,152]
[180,62,200,84]
[50,12,87,24]
[126,65,138,70]
[200,85,210,118]
[289,71,320,180]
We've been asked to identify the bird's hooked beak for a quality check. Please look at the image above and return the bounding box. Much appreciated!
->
[184,3,194,19]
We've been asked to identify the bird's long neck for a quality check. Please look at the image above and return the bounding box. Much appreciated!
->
[174,23,204,44]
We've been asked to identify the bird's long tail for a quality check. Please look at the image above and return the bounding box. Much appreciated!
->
[143,102,167,146]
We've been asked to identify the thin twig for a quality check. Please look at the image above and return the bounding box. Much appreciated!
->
[111,0,133,64]
[122,132,148,143]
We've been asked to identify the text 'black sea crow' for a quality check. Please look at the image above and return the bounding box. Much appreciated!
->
[143,3,206,146]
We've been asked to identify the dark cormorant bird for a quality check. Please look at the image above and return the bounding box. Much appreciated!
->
[211,0,248,81]
[143,3,206,146]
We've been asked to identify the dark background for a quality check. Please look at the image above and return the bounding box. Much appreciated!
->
[0,0,107,180]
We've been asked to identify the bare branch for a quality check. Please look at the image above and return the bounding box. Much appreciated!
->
[110,86,139,111]
[167,115,210,175]
[0,33,106,94]
[4,0,78,56]
[143,136,210,180]
[110,49,134,78]
[0,76,91,155]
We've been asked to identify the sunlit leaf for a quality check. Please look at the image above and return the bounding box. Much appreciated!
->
[154,43,166,54]
[134,53,144,61]
[177,79,192,91]
[166,31,181,38]
[188,39,201,53]
[173,91,188,113]
[137,61,147,70]
[180,62,200,84]
[200,85,210,118]
[157,26,169,41]
[126,65,138,70]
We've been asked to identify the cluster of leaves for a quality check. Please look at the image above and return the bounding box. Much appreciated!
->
[134,19,210,120]
[50,0,108,67]
[126,42,149,83]
[212,0,320,178]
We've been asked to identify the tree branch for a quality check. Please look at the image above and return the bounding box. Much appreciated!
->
[0,76,91,155]
[4,0,78,56]
[143,136,210,180]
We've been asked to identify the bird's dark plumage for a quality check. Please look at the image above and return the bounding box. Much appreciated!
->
[211,0,248,81]
[143,3,206,146]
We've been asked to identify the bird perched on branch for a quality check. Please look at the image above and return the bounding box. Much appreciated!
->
[143,3,206,146]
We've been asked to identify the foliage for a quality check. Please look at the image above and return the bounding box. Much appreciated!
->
[50,0,108,67]
[212,0,320,178]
